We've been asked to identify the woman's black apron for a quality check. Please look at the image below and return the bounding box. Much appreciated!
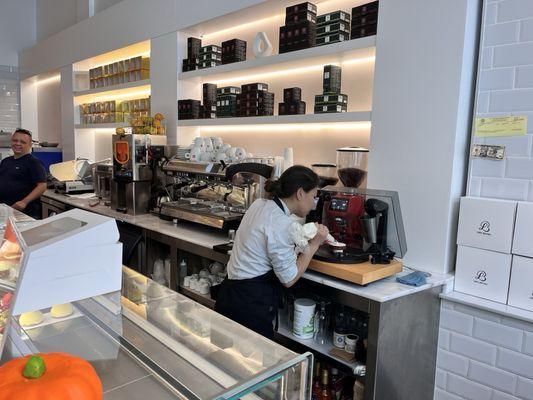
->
[214,198,286,339]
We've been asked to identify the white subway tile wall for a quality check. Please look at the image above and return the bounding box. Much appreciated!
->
[441,2,533,398]
[0,66,20,133]
[470,0,533,199]
[436,301,533,399]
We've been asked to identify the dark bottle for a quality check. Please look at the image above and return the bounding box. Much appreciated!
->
[321,369,332,400]
[312,362,321,400]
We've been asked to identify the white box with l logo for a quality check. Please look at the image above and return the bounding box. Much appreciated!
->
[508,255,533,312]
[454,245,512,304]
[512,202,533,258]
[457,197,517,254]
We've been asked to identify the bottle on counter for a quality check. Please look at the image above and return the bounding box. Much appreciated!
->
[321,369,332,400]
[312,361,322,400]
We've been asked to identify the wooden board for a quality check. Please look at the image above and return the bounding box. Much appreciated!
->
[308,258,403,285]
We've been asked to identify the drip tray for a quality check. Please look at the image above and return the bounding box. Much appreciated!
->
[313,246,369,264]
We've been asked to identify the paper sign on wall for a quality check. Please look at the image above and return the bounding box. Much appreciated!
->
[474,116,527,137]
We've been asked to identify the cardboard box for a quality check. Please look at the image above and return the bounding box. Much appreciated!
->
[455,245,512,304]
[457,197,517,254]
[508,255,533,312]
[512,202,533,257]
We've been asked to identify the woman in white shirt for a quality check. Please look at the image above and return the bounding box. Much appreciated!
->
[215,166,329,338]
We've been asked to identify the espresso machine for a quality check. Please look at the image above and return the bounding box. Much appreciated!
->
[111,134,152,215]
[312,187,407,265]
[158,160,273,231]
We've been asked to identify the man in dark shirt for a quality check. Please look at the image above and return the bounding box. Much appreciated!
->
[0,128,47,219]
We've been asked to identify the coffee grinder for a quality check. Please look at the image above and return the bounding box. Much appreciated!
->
[312,187,407,265]
[111,134,152,215]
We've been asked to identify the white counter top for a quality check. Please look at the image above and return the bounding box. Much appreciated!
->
[304,268,454,303]
[43,190,451,303]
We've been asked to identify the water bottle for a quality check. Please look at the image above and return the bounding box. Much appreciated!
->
[314,301,328,345]
[179,259,188,287]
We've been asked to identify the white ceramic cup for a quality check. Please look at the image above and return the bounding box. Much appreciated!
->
[183,276,191,287]
[190,146,202,162]
[228,147,238,160]
[211,137,223,149]
[215,152,227,162]
[203,137,214,152]
[344,334,359,355]
[199,269,209,278]
[235,147,247,161]
[220,143,231,152]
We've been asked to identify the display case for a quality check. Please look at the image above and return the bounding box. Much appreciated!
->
[0,208,312,400]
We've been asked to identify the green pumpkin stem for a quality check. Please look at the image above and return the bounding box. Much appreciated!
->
[22,355,46,379]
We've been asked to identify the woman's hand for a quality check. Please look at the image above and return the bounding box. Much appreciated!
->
[309,223,329,248]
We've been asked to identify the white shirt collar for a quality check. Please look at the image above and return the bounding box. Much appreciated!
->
[277,198,290,216]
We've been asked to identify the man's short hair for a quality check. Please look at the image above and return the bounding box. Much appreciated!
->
[13,128,32,138]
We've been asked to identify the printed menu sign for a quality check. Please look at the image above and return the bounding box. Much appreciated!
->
[474,116,527,137]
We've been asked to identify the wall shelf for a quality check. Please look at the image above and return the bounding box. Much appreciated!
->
[74,79,151,99]
[177,111,372,127]
[75,122,129,130]
[178,36,376,83]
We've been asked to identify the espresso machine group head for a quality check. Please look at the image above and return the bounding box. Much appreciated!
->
[111,134,152,215]
[313,187,407,265]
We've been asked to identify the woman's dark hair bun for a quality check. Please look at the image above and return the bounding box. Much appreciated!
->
[264,179,281,195]
[264,165,319,198]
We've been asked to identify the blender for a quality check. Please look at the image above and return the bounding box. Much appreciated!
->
[336,147,369,188]
[311,164,339,188]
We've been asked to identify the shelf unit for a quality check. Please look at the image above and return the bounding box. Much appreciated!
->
[276,314,365,376]
[178,111,371,127]
[73,79,151,98]
[178,36,376,82]
[179,285,216,309]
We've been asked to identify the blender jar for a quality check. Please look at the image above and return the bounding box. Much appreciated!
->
[311,164,339,188]
[336,147,369,188]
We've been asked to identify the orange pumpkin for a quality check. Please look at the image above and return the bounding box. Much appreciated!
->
[0,352,103,400]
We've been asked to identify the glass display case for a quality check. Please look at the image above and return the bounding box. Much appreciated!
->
[0,207,312,400]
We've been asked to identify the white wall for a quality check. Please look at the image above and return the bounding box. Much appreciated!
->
[94,0,122,13]
[469,0,533,200]
[436,1,533,399]
[19,0,266,79]
[436,300,533,400]
[0,0,35,66]
[36,77,61,143]
[36,0,77,42]
[368,0,480,274]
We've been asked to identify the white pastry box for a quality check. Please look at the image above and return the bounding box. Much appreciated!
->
[508,255,533,312]
[11,208,122,315]
[512,202,533,258]
[454,245,512,304]
[457,197,517,254]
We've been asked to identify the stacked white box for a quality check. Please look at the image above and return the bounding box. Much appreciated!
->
[455,197,517,304]
[508,202,533,311]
